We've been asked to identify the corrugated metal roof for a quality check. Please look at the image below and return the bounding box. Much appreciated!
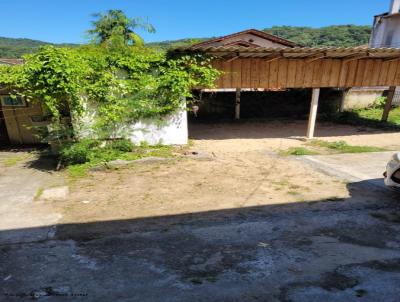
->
[172,46,400,59]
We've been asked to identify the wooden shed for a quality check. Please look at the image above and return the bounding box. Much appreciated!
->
[174,46,400,138]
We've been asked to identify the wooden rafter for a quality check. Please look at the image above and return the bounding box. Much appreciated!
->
[384,56,400,62]
[305,53,326,63]
[343,53,370,63]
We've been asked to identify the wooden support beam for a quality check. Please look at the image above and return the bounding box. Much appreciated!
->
[382,86,396,122]
[307,88,320,139]
[235,88,241,120]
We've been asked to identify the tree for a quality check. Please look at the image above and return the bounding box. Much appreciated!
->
[88,10,155,47]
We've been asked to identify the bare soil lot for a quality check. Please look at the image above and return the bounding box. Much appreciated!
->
[58,120,400,224]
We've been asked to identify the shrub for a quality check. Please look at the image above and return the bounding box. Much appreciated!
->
[106,139,134,152]
[60,139,100,165]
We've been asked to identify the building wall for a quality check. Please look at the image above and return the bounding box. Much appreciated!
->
[129,109,188,145]
[371,15,400,47]
[75,101,188,146]
[212,57,400,89]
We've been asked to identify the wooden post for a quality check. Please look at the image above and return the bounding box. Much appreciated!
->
[307,88,320,139]
[382,86,396,122]
[235,88,241,120]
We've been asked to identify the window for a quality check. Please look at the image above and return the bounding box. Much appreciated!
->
[1,95,26,107]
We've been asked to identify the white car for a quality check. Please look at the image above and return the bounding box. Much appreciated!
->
[384,153,400,188]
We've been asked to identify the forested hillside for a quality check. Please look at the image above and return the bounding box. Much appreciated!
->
[0,37,76,58]
[264,25,372,47]
[0,25,372,57]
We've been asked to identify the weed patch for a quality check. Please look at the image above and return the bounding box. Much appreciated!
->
[2,154,30,167]
[63,142,175,179]
[326,107,400,130]
[308,140,387,154]
[280,147,319,156]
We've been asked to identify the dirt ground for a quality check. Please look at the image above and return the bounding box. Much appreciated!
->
[189,120,400,151]
[58,120,400,224]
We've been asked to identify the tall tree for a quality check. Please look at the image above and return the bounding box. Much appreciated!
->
[88,10,155,47]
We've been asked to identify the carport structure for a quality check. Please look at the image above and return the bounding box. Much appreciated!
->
[174,46,400,138]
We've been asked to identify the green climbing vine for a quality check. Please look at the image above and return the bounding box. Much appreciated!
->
[0,44,220,140]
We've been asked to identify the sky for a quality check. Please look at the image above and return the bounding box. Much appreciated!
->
[0,0,390,44]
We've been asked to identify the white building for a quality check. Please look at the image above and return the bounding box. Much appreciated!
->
[370,0,400,47]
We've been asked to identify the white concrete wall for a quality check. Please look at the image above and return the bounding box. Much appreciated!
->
[129,109,188,146]
[343,88,385,110]
[371,15,400,47]
[390,0,400,14]
[74,101,189,146]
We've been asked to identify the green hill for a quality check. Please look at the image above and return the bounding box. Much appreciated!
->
[0,25,372,58]
[264,25,372,47]
[0,37,77,58]
[149,25,372,50]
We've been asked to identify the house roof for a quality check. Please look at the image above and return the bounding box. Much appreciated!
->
[0,58,24,66]
[173,45,400,60]
[190,29,300,49]
[374,11,400,18]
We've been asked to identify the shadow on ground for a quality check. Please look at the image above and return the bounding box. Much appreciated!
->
[23,153,58,172]
[1,178,400,301]
[188,119,399,140]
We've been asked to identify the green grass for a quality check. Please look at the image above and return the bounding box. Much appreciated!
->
[66,144,175,179]
[327,107,400,130]
[2,154,30,167]
[308,140,386,154]
[34,187,44,200]
[355,107,400,125]
[280,147,320,156]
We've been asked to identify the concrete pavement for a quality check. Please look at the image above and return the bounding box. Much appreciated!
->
[299,151,396,188]
[0,152,62,244]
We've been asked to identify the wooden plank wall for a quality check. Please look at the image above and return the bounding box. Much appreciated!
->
[212,58,400,89]
[2,102,44,144]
